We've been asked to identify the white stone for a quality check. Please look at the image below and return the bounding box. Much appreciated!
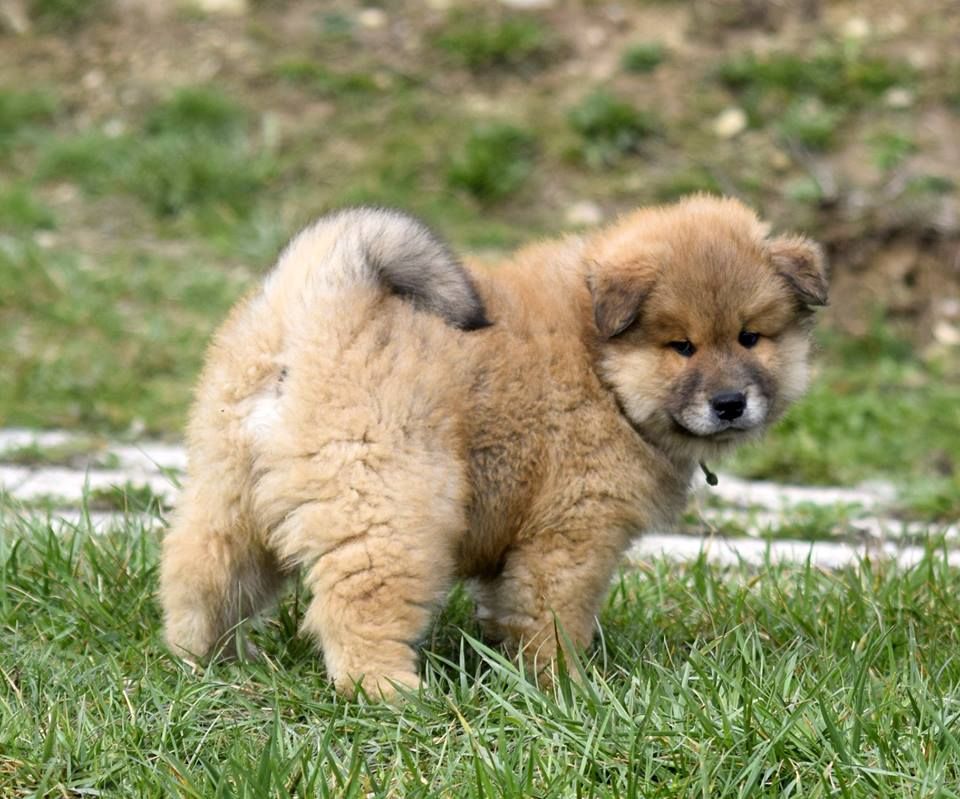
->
[103,119,126,138]
[0,464,178,505]
[702,473,895,511]
[907,49,932,70]
[884,88,914,109]
[564,201,604,228]
[5,429,956,574]
[934,320,960,346]
[187,0,246,13]
[842,16,871,40]
[498,0,554,8]
[712,107,748,139]
[939,298,960,319]
[0,429,74,451]
[82,70,106,91]
[357,7,387,29]
[628,534,960,569]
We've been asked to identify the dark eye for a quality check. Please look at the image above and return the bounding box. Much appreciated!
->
[668,340,696,357]
[738,330,760,348]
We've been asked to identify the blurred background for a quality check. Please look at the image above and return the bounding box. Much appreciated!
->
[0,0,957,516]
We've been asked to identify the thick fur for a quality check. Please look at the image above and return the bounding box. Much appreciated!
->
[159,195,827,698]
[269,207,489,331]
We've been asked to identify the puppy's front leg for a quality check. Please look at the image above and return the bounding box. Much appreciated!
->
[480,526,628,681]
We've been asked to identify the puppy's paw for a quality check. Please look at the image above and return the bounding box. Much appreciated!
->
[164,620,215,663]
[335,670,420,702]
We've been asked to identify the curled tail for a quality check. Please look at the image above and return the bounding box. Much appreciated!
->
[271,206,491,331]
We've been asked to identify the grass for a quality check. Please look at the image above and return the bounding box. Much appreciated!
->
[777,98,843,151]
[0,437,117,469]
[271,59,380,99]
[568,91,658,167]
[447,123,537,203]
[2,512,960,797]
[621,42,667,74]
[898,477,960,524]
[129,133,275,219]
[434,12,554,72]
[685,501,867,544]
[143,86,247,140]
[717,41,914,149]
[0,184,55,232]
[717,43,910,109]
[0,241,247,434]
[28,0,109,30]
[870,131,917,171]
[0,89,59,152]
[34,88,276,221]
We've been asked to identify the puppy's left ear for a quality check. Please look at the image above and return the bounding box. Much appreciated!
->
[769,235,829,307]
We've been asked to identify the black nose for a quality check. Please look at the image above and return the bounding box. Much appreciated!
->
[711,391,746,421]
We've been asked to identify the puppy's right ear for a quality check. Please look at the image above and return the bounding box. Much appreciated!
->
[588,266,654,338]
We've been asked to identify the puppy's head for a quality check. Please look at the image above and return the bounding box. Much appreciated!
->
[586,195,827,460]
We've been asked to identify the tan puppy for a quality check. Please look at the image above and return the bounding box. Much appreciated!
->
[159,196,827,697]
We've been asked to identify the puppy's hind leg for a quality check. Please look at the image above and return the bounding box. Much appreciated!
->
[160,480,286,662]
[279,455,465,700]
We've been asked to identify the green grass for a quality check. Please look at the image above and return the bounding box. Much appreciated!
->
[685,501,867,544]
[717,41,914,151]
[28,0,109,30]
[129,133,275,219]
[0,184,55,231]
[434,12,554,72]
[568,91,658,167]
[0,242,247,433]
[36,131,128,193]
[898,477,960,524]
[777,98,843,151]
[2,513,960,797]
[271,59,380,99]
[621,42,667,74]
[0,437,116,469]
[0,89,59,152]
[717,44,910,109]
[34,88,276,221]
[870,131,918,171]
[447,123,537,203]
[144,86,247,140]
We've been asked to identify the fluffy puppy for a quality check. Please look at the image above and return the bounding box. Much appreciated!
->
[159,197,827,697]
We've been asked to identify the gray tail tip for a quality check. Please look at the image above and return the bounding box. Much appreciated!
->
[457,306,493,332]
[347,205,494,332]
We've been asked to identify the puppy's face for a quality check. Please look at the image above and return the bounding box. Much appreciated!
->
[587,196,828,461]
